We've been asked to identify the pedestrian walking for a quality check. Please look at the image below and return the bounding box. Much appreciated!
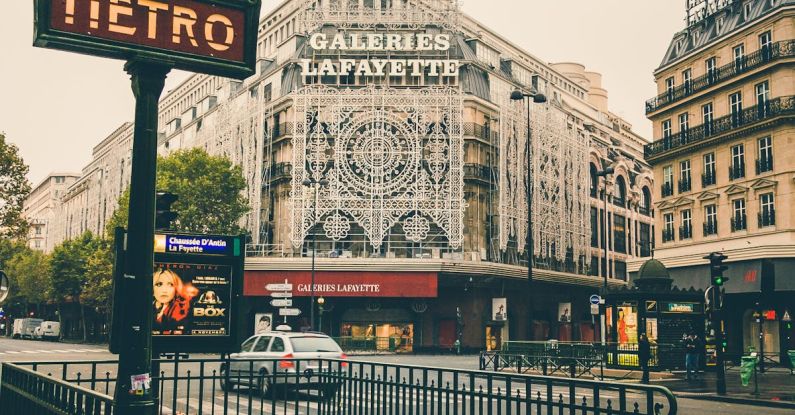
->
[684,333,699,380]
[638,333,651,384]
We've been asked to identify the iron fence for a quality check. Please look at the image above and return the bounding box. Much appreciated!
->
[3,357,677,415]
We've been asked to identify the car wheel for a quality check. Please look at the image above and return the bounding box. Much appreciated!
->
[258,372,273,398]
[219,365,234,392]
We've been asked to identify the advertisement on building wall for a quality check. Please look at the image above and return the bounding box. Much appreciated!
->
[558,302,572,322]
[254,313,272,334]
[492,298,507,321]
[152,263,231,336]
[616,304,638,344]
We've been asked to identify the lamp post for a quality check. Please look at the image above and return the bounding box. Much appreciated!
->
[302,177,329,331]
[510,88,546,340]
[595,166,614,348]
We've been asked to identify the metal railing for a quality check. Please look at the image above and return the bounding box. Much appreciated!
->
[660,183,673,198]
[245,243,286,257]
[464,122,499,142]
[4,357,678,415]
[703,221,718,237]
[731,215,747,232]
[0,362,114,415]
[755,157,773,174]
[701,171,716,187]
[759,209,776,227]
[644,95,795,159]
[645,40,795,113]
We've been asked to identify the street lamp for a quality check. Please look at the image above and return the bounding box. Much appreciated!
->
[302,176,329,331]
[317,297,326,334]
[594,165,614,348]
[510,88,546,340]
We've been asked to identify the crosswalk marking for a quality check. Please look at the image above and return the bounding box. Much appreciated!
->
[0,348,107,355]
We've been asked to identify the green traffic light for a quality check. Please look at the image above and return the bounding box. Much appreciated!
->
[715,277,723,285]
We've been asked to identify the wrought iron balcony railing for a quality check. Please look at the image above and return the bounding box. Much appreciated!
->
[702,171,716,187]
[269,162,293,182]
[271,123,294,139]
[645,41,795,113]
[644,95,795,160]
[679,225,692,240]
[463,163,494,183]
[678,177,692,193]
[661,182,673,197]
[703,221,718,236]
[638,205,651,216]
[662,228,675,243]
[464,123,499,142]
[731,215,747,232]
[729,163,745,181]
[759,209,776,227]
[756,157,774,174]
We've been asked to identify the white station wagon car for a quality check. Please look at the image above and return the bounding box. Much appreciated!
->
[220,331,347,398]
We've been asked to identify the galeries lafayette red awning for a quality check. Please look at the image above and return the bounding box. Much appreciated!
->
[244,271,437,298]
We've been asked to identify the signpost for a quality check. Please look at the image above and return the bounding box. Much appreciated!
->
[279,308,302,317]
[270,299,293,307]
[0,271,9,304]
[33,2,261,414]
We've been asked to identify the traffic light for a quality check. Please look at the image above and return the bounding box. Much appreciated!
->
[155,192,179,230]
[705,252,729,287]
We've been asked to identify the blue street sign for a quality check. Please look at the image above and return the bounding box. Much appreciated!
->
[589,295,601,305]
[0,308,5,318]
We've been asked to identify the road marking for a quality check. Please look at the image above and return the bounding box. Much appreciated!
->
[35,350,55,353]
[6,351,21,354]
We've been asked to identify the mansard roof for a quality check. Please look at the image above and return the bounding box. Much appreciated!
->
[656,0,795,73]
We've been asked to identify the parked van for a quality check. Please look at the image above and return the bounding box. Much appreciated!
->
[12,318,43,339]
[34,321,60,341]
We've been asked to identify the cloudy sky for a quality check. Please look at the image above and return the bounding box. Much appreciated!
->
[1,1,684,186]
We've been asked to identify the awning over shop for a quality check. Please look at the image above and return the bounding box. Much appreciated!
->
[244,270,438,298]
[668,260,762,294]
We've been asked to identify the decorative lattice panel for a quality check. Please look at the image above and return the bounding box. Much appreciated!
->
[290,85,465,249]
[299,0,460,32]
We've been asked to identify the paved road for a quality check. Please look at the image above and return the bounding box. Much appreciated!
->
[1,340,792,414]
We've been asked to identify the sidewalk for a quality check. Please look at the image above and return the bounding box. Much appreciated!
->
[653,366,795,408]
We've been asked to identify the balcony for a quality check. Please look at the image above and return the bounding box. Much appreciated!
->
[644,95,795,160]
[703,221,718,237]
[463,123,499,142]
[759,209,776,227]
[269,162,293,182]
[463,163,494,183]
[756,157,774,175]
[661,182,673,197]
[271,123,294,139]
[702,171,716,187]
[662,228,675,243]
[678,177,692,193]
[729,163,745,181]
[645,41,795,113]
[731,215,747,232]
[679,225,692,240]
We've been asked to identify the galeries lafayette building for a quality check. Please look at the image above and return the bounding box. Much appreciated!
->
[234,0,626,351]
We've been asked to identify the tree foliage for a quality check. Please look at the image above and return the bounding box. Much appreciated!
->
[6,248,51,306]
[107,148,250,236]
[49,232,98,302]
[0,132,32,239]
[81,238,114,315]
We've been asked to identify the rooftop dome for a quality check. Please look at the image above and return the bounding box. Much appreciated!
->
[634,259,673,292]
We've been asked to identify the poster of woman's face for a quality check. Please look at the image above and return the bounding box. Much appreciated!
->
[492,298,507,321]
[255,313,273,334]
[558,302,572,322]
[152,263,231,336]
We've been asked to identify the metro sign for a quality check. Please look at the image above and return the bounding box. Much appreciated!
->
[34,0,260,78]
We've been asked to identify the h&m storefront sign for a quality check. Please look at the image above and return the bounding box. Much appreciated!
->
[300,32,459,80]
[244,271,438,298]
[34,0,260,78]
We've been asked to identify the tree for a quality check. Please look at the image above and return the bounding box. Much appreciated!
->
[6,248,51,314]
[50,232,98,341]
[0,238,30,320]
[0,132,32,239]
[82,238,114,316]
[107,148,250,236]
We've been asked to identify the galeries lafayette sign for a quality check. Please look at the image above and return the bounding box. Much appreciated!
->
[34,0,260,78]
[244,271,438,298]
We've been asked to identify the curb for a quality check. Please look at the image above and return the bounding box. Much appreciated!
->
[676,393,795,409]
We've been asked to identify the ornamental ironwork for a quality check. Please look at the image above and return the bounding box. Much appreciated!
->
[299,0,461,32]
[290,85,465,249]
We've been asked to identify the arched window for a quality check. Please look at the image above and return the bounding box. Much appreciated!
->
[614,176,627,207]
[590,164,598,198]
[641,186,652,216]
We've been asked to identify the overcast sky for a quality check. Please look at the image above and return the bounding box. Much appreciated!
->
[1,1,684,186]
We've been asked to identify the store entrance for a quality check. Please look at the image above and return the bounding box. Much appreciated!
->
[341,323,414,352]
[485,325,503,351]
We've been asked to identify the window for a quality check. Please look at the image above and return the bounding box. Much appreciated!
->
[614,215,626,254]
[759,31,772,60]
[755,81,769,116]
[706,57,717,83]
[55,176,64,183]
[679,160,692,192]
[663,213,675,242]
[591,207,599,247]
[640,187,652,216]
[759,193,775,227]
[678,112,689,140]
[732,199,747,231]
[703,152,716,186]
[757,136,773,174]
[733,45,745,71]
[702,103,714,135]
[34,241,41,248]
[680,209,692,239]
[662,165,673,197]
[590,164,598,198]
[614,176,626,207]
[730,92,743,127]
[665,77,675,97]
[704,204,718,236]
[730,144,745,180]
[744,2,752,19]
[289,336,342,353]
[269,337,286,352]
[640,223,651,257]
[661,119,672,138]
[35,226,42,235]
[252,336,272,352]
[682,69,692,93]
[240,337,258,352]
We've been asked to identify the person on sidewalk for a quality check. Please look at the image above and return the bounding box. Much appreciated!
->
[684,333,699,380]
[639,334,651,384]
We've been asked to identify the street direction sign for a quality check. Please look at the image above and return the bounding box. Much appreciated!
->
[279,308,302,316]
[589,295,601,305]
[590,304,600,315]
[270,299,293,307]
[266,283,293,291]
[271,292,293,298]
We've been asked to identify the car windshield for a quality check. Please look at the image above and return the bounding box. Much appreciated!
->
[289,336,341,353]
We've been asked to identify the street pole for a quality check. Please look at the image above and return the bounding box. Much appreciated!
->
[113,61,170,415]
[524,98,534,339]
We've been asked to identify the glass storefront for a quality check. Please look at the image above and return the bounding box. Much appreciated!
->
[341,323,414,352]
